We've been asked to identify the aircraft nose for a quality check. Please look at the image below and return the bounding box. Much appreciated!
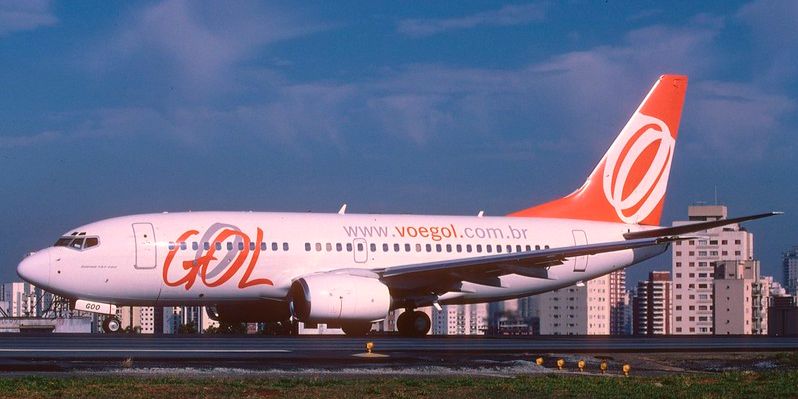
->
[17,251,50,287]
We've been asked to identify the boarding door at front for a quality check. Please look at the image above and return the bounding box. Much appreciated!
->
[353,238,368,263]
[132,223,157,269]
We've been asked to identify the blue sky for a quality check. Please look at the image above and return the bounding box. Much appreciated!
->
[1,0,796,287]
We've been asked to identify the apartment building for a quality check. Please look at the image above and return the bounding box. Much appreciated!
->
[672,205,753,334]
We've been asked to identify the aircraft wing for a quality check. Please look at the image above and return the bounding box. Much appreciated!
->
[372,236,681,290]
[373,212,781,291]
[623,212,782,239]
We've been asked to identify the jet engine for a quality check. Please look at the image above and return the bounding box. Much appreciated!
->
[290,274,391,323]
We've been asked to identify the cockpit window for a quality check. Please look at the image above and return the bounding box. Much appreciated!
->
[54,237,72,247]
[54,235,100,251]
[70,238,85,249]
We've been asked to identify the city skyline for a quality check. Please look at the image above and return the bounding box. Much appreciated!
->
[1,1,796,287]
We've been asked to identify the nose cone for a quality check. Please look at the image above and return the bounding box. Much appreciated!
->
[17,251,50,287]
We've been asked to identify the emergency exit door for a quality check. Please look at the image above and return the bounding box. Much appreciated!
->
[571,229,588,272]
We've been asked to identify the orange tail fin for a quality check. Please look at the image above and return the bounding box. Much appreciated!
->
[509,74,688,225]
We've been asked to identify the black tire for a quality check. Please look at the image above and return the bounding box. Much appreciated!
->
[102,317,121,334]
[410,310,431,337]
[342,322,372,337]
[397,310,430,337]
[396,310,412,336]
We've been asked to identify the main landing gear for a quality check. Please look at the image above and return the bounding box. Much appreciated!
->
[102,316,122,334]
[397,309,431,337]
[341,322,373,337]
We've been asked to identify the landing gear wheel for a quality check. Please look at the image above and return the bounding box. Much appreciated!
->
[342,322,372,337]
[397,310,430,337]
[102,316,122,334]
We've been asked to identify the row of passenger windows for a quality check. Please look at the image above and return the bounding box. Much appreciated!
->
[303,242,549,254]
[168,241,289,252]
[161,240,554,255]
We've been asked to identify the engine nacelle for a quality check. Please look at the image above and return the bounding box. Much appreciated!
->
[290,274,391,323]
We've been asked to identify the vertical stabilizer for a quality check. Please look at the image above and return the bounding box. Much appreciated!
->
[509,75,688,225]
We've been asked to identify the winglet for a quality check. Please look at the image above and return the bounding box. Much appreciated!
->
[338,204,347,215]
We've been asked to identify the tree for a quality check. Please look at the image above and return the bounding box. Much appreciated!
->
[177,322,197,334]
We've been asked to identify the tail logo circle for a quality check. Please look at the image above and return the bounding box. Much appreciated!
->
[602,113,674,224]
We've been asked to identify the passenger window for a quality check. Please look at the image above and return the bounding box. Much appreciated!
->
[192,242,199,251]
[316,243,322,252]
[516,245,522,252]
[426,244,432,252]
[446,244,452,253]
[525,245,531,252]
[180,242,187,250]
[394,243,400,252]
[84,237,99,248]
[283,243,289,251]
[535,245,540,250]
[328,243,335,252]
[168,242,175,250]
[238,242,244,250]
[250,242,256,251]
[383,243,389,252]
[544,245,550,249]
[415,244,422,252]
[435,244,442,252]
[456,244,462,253]
[261,242,267,251]
[507,245,513,253]
[496,245,502,253]
[466,244,472,253]
[346,243,352,252]
[486,245,493,253]
[305,243,311,251]
[227,242,233,250]
[336,243,343,252]
[272,242,278,251]
[216,242,222,250]
[476,244,482,253]
[358,243,364,251]
[404,243,411,252]
[205,242,211,250]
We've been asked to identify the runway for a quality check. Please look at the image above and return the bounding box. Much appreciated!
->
[2,334,797,361]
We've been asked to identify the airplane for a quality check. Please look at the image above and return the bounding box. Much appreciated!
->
[16,74,780,336]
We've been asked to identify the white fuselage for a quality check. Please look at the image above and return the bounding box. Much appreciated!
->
[22,211,665,307]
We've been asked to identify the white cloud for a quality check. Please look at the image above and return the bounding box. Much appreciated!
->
[0,130,61,148]
[397,3,545,37]
[736,0,798,87]
[28,7,793,163]
[0,0,56,36]
[85,0,328,98]
[688,81,795,159]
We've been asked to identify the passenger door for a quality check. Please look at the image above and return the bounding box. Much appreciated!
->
[132,223,157,269]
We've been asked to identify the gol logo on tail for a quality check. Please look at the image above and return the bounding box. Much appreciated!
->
[603,113,674,224]
[162,225,274,290]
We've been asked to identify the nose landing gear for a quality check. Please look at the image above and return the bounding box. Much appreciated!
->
[102,316,122,334]
[396,309,430,337]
